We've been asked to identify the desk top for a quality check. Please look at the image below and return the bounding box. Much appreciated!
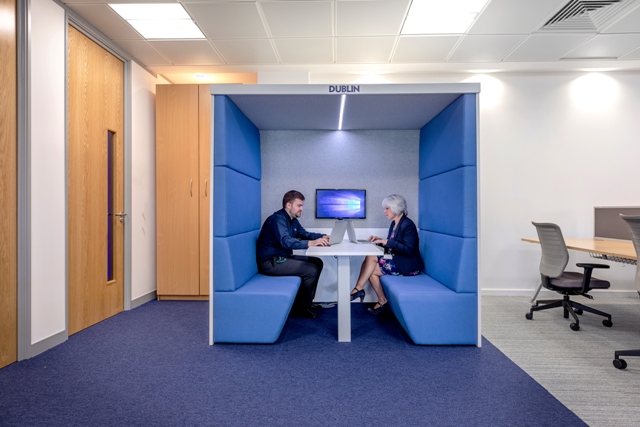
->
[306,241,384,256]
[522,237,637,260]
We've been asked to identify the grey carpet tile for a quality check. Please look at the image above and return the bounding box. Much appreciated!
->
[482,295,640,427]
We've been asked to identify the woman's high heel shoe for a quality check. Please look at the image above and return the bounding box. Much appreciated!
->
[350,288,365,302]
[367,302,389,316]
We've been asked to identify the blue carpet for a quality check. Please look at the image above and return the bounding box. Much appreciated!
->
[0,301,586,427]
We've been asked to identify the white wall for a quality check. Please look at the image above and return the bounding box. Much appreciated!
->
[313,71,640,296]
[30,0,66,344]
[130,62,157,301]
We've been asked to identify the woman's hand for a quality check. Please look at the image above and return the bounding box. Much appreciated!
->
[372,238,388,246]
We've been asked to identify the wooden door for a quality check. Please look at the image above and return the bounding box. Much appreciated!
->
[156,85,200,297]
[0,0,18,368]
[67,26,124,334]
[198,85,210,296]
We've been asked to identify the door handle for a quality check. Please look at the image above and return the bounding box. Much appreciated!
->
[190,179,193,197]
[115,212,127,223]
[205,179,208,197]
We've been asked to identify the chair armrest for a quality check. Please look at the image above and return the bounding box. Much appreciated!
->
[576,263,609,295]
[576,263,610,269]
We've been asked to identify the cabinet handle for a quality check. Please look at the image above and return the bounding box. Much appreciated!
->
[190,179,193,197]
[205,179,208,197]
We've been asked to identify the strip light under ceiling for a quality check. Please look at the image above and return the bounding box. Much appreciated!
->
[109,4,205,39]
[402,0,489,34]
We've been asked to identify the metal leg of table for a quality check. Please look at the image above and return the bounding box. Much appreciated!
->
[336,256,351,342]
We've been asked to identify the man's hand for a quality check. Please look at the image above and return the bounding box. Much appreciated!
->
[309,236,329,247]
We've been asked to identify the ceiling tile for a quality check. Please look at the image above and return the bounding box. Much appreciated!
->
[563,34,640,59]
[468,0,567,34]
[603,4,640,33]
[260,1,332,37]
[148,40,225,65]
[274,38,333,64]
[392,36,460,62]
[504,34,594,61]
[66,4,142,40]
[337,37,396,63]
[337,0,410,36]
[212,39,278,64]
[183,2,267,39]
[113,39,171,65]
[448,35,527,62]
[620,46,640,59]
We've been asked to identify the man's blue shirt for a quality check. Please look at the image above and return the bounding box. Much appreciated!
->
[256,208,323,263]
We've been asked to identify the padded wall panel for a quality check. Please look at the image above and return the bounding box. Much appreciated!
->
[214,230,260,292]
[419,166,476,237]
[419,230,477,293]
[214,95,261,180]
[419,94,476,180]
[214,167,261,237]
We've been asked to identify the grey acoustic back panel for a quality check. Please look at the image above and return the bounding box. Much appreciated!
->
[260,130,419,229]
[594,206,640,240]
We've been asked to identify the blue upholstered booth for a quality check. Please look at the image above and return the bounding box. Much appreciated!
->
[213,96,300,343]
[211,89,478,345]
[380,94,478,345]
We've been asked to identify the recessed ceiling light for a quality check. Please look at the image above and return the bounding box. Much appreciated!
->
[109,4,205,39]
[338,95,346,131]
[402,0,489,34]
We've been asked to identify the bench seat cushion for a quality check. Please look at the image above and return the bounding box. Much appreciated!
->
[381,274,477,345]
[214,274,300,343]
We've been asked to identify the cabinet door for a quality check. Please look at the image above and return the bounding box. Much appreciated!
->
[198,85,211,296]
[156,85,200,295]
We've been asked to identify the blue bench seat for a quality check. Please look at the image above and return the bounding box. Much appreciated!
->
[214,230,300,343]
[381,274,477,345]
[215,274,300,343]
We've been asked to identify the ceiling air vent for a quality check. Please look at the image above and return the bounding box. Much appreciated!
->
[539,0,637,32]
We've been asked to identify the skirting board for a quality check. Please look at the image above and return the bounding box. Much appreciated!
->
[482,289,640,298]
[29,330,67,359]
[131,290,157,309]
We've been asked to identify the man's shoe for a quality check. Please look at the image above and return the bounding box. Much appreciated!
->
[293,308,317,319]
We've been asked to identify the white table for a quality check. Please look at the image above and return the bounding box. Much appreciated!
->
[306,241,383,342]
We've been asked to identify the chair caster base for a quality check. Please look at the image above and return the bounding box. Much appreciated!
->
[613,358,627,369]
[603,319,613,327]
[570,323,580,331]
[525,312,533,320]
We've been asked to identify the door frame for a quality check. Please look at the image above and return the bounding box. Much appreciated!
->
[15,4,135,359]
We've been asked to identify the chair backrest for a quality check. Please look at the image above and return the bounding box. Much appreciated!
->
[620,214,640,292]
[532,222,569,278]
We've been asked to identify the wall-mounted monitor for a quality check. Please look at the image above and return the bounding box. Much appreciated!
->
[316,189,366,219]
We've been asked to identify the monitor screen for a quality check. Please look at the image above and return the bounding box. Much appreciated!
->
[316,189,366,219]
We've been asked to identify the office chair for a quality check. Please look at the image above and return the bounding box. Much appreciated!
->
[526,222,612,331]
[613,214,640,369]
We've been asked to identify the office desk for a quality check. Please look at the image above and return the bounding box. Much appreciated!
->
[306,242,383,342]
[522,237,637,302]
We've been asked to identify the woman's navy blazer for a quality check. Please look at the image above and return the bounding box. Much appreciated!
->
[384,215,424,275]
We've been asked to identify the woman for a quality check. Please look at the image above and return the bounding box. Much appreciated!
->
[350,194,424,315]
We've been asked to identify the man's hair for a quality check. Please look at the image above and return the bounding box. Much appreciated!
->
[283,190,305,208]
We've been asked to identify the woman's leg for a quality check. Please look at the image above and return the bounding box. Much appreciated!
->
[368,264,388,308]
[351,256,378,294]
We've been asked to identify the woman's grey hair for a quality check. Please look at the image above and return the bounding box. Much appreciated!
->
[382,194,408,216]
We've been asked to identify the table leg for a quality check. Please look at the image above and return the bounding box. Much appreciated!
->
[336,256,351,342]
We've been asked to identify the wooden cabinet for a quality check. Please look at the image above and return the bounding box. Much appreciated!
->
[156,85,210,299]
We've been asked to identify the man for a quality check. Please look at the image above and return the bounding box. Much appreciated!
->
[257,190,329,318]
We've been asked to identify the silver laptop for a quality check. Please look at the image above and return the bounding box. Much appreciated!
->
[327,220,348,245]
[346,220,372,244]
